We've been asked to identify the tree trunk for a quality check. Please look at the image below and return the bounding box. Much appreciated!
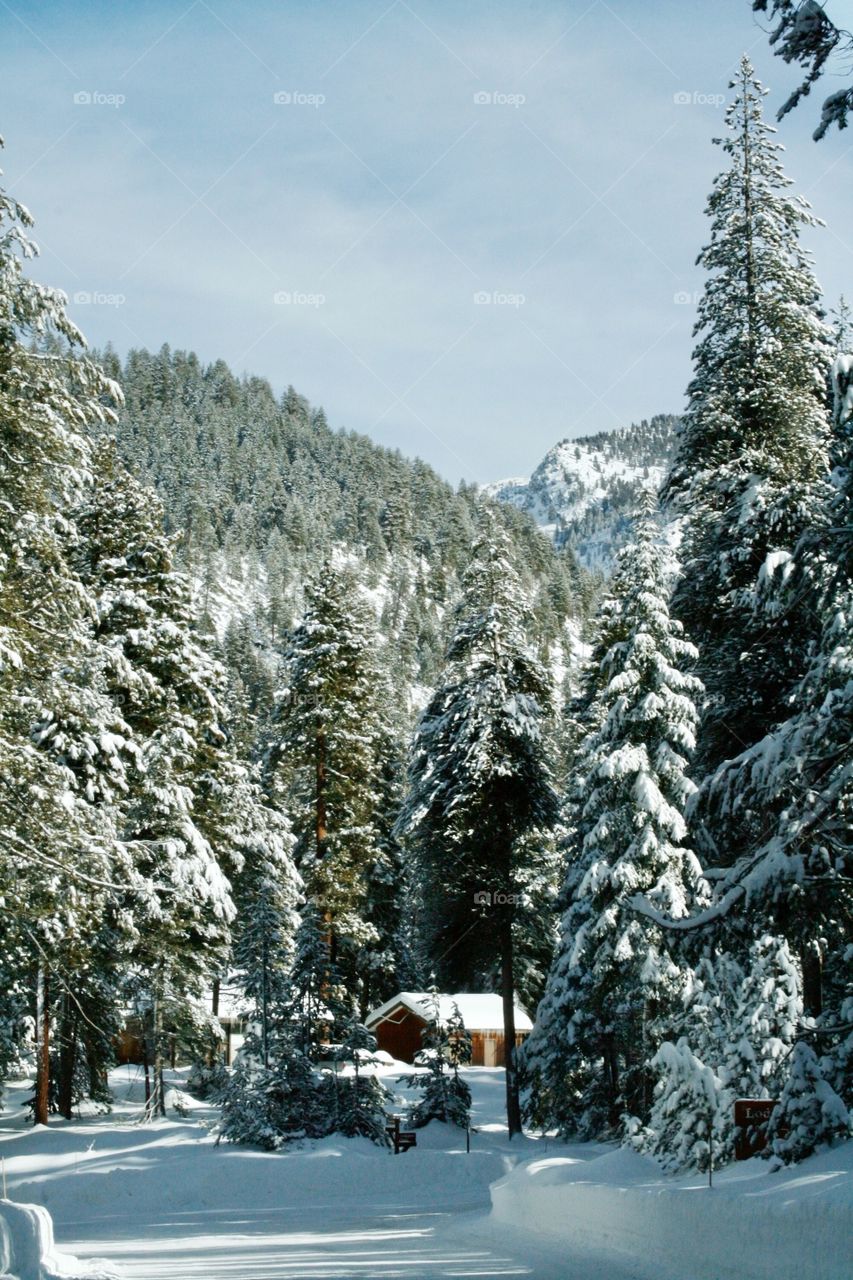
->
[603,1031,621,1130]
[261,934,270,1069]
[142,1041,151,1108]
[153,988,166,1118]
[34,965,50,1126]
[208,978,221,1069]
[501,922,522,1138]
[316,725,335,1029]
[316,729,328,859]
[801,942,823,1018]
[57,994,78,1121]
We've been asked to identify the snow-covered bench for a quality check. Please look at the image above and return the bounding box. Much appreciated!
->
[0,1200,116,1280]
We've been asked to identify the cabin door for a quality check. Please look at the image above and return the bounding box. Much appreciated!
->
[483,1036,498,1067]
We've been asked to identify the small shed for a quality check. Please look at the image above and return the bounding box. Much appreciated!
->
[365,991,533,1067]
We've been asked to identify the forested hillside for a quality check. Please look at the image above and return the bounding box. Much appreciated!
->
[100,344,591,695]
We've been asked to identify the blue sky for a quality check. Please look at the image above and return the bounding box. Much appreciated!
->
[2,0,851,482]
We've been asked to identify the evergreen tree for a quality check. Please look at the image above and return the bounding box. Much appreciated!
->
[724,934,801,1102]
[664,56,833,776]
[334,1021,392,1145]
[403,994,472,1129]
[644,1039,726,1173]
[75,440,238,1117]
[0,141,123,1121]
[693,331,851,1052]
[768,1041,850,1163]
[271,561,395,1011]
[399,512,559,1136]
[229,799,301,1069]
[523,498,707,1137]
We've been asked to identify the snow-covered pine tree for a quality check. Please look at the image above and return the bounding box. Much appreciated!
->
[356,722,410,1020]
[228,798,300,1070]
[399,510,559,1136]
[724,934,801,1104]
[691,323,851,1102]
[664,56,833,778]
[75,440,238,1117]
[768,1041,850,1163]
[334,1021,391,1145]
[218,1032,323,1149]
[645,1038,726,1173]
[0,142,125,1121]
[522,495,707,1138]
[271,560,396,1014]
[286,903,348,1059]
[402,994,472,1129]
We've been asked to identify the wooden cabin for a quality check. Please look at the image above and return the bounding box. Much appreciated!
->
[114,982,247,1067]
[365,992,533,1067]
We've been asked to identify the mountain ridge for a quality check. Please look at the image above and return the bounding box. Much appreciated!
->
[483,413,681,573]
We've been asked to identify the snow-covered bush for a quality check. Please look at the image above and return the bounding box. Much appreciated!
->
[645,1038,728,1172]
[401,999,472,1130]
[218,1035,323,1149]
[768,1041,851,1164]
[333,1022,392,1145]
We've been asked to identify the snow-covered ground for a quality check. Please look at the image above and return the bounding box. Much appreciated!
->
[0,1065,849,1279]
[492,1141,853,1280]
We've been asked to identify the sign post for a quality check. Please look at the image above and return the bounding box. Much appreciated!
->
[385,1115,417,1154]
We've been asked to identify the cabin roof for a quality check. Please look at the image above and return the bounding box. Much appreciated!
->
[365,991,533,1033]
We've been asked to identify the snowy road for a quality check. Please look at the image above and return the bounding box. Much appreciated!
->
[59,1201,648,1279]
[1,1066,655,1280]
[3,1066,844,1279]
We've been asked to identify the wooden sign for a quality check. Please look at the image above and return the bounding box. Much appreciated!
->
[734,1098,778,1160]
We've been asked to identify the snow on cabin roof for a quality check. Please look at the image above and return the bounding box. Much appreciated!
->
[365,991,533,1033]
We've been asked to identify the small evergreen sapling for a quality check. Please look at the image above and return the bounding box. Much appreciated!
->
[403,997,472,1129]
[334,1021,392,1145]
[646,1038,726,1173]
[768,1041,850,1164]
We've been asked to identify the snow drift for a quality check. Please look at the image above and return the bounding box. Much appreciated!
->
[0,1200,116,1280]
[489,1143,853,1280]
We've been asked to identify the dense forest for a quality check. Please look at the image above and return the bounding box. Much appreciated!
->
[1,55,850,1168]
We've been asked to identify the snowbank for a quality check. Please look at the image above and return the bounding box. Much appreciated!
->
[489,1143,853,1280]
[0,1200,116,1280]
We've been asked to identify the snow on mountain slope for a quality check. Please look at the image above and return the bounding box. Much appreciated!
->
[485,414,681,574]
